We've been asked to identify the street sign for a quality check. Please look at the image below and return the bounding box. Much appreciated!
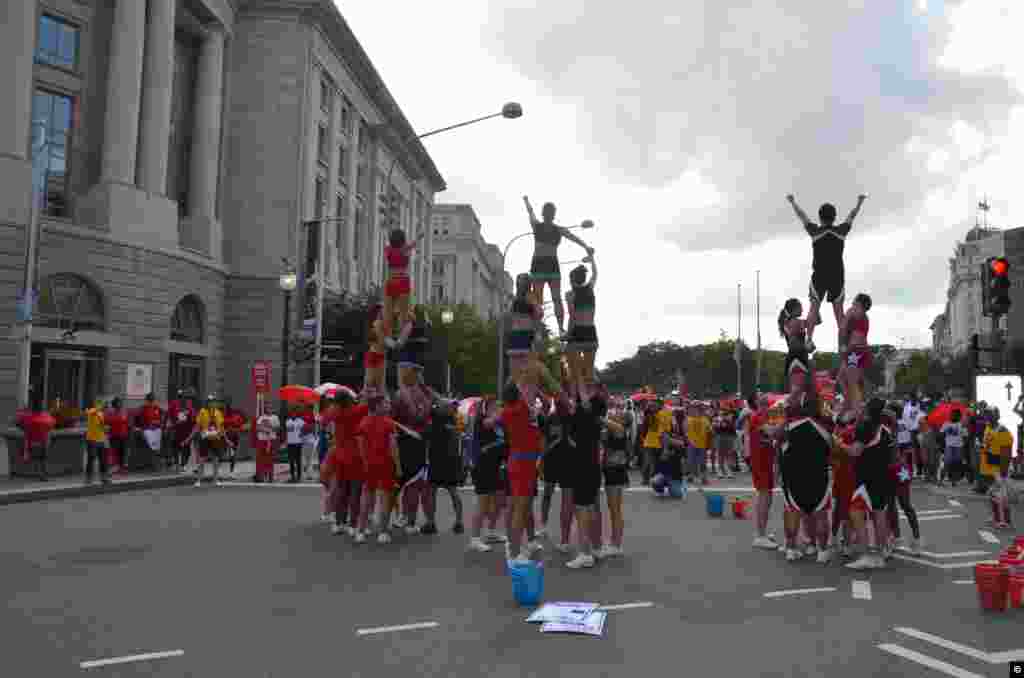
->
[252,361,272,393]
[975,374,1022,458]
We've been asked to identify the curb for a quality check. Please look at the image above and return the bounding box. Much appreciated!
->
[0,475,195,506]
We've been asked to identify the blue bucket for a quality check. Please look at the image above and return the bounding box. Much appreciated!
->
[510,560,545,606]
[706,493,724,517]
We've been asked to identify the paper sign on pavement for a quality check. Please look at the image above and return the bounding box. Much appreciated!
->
[526,602,600,625]
[541,611,607,637]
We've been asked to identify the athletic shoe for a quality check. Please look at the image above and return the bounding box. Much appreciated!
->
[557,542,573,553]
[536,526,548,539]
[330,523,344,536]
[419,523,439,535]
[393,514,407,529]
[193,480,201,488]
[453,523,465,534]
[484,530,507,544]
[753,536,779,550]
[599,545,624,558]
[816,547,832,564]
[405,525,420,536]
[320,513,332,523]
[354,531,366,544]
[377,532,392,544]
[566,554,596,569]
[468,538,492,553]
[526,540,544,554]
[778,543,787,553]
[346,525,356,537]
[785,548,801,562]
[845,554,880,570]
[803,544,818,558]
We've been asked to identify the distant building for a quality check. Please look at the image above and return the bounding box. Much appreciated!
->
[430,204,512,320]
[932,226,1004,357]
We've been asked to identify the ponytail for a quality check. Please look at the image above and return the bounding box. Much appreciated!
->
[778,298,801,339]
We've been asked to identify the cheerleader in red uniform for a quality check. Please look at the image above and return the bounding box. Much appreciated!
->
[381,229,423,339]
[884,402,922,556]
[327,391,370,537]
[254,402,280,482]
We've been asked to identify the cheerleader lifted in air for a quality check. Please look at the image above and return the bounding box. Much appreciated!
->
[522,196,594,336]
[786,193,867,352]
[778,298,811,402]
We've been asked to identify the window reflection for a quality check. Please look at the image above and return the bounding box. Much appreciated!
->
[31,90,74,218]
[36,15,79,70]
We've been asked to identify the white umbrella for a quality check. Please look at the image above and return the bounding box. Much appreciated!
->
[315,383,356,399]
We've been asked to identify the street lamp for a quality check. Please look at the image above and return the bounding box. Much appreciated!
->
[279,261,297,394]
[495,219,594,392]
[441,309,454,395]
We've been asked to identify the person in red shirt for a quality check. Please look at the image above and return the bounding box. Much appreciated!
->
[487,381,544,564]
[138,393,164,464]
[326,391,370,536]
[356,396,400,544]
[222,398,248,475]
[168,394,196,471]
[748,393,783,550]
[19,396,56,481]
[106,398,132,474]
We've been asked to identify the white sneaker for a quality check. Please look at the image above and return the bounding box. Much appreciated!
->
[320,513,332,523]
[193,480,201,488]
[468,538,492,553]
[845,554,879,570]
[215,480,223,487]
[346,525,356,537]
[354,531,367,544]
[377,532,392,544]
[405,525,420,536]
[331,523,344,536]
[484,530,507,544]
[557,542,573,553]
[753,536,779,550]
[566,553,596,569]
[526,540,544,554]
[785,548,801,562]
[803,544,818,558]
[598,544,623,558]
[536,526,548,539]
[816,548,832,564]
[393,514,407,529]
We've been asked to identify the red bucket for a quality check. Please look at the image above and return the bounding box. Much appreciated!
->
[976,564,1010,612]
[732,499,749,519]
[1009,575,1024,609]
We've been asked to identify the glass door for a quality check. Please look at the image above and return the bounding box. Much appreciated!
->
[45,350,85,410]
[169,354,204,400]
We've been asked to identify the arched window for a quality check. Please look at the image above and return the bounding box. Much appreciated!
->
[170,295,204,343]
[36,273,104,331]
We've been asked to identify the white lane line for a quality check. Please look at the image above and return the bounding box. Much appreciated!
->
[991,649,1024,663]
[893,627,992,664]
[852,580,872,600]
[80,650,184,670]
[916,514,963,522]
[599,601,655,611]
[895,548,992,559]
[917,509,956,515]
[877,644,985,678]
[356,622,439,636]
[948,499,963,507]
[222,482,321,488]
[890,553,998,570]
[763,587,836,598]
[978,530,1000,544]
[952,580,974,584]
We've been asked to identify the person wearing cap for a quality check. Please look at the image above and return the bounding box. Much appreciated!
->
[84,397,111,485]
[193,396,226,486]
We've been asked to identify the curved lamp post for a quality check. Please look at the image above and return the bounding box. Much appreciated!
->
[441,309,454,395]
[279,264,297,394]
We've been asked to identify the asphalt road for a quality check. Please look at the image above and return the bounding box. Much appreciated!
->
[1,474,1021,678]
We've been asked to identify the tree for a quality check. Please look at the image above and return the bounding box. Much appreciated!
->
[426,304,499,397]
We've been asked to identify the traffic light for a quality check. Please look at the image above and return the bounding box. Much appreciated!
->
[988,256,1011,316]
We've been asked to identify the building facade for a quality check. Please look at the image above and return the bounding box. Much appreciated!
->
[931,226,1004,357]
[430,204,512,320]
[0,0,443,426]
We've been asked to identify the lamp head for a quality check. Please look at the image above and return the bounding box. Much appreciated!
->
[501,102,523,119]
[279,271,297,291]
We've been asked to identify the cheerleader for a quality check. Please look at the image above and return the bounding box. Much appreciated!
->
[253,402,280,483]
[328,390,369,537]
[539,394,576,551]
[779,372,834,563]
[381,228,423,339]
[838,398,895,570]
[505,273,546,406]
[565,258,599,403]
[364,304,387,396]
[839,293,872,417]
[778,298,811,400]
[393,370,434,534]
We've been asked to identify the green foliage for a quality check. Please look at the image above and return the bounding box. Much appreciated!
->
[426,304,499,397]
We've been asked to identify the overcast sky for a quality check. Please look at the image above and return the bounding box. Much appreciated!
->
[338,0,1024,367]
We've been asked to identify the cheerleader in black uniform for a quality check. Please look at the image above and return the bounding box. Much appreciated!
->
[539,395,576,551]
[838,397,895,570]
[778,298,812,401]
[779,371,834,564]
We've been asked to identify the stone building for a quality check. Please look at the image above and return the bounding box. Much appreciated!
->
[430,204,512,320]
[0,0,443,426]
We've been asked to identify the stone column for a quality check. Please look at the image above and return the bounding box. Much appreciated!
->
[187,27,225,223]
[101,0,147,184]
[137,0,176,195]
[0,0,37,225]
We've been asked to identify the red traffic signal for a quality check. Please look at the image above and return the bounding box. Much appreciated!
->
[991,257,1009,277]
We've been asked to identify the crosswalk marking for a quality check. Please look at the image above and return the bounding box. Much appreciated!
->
[877,644,985,678]
[852,580,872,600]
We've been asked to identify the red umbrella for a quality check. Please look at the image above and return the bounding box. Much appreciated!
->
[631,392,658,402]
[926,401,973,428]
[279,385,318,406]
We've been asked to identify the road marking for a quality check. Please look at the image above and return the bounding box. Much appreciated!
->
[763,587,836,598]
[890,553,998,570]
[599,601,655,611]
[80,650,184,670]
[221,482,321,488]
[978,530,1000,544]
[894,628,992,664]
[953,580,974,584]
[852,580,872,600]
[877,644,985,678]
[916,514,963,522]
[948,499,963,507]
[917,509,956,515]
[356,622,439,636]
[894,547,992,559]
[991,649,1024,663]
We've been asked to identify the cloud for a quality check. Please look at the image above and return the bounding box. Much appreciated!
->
[481,0,1021,253]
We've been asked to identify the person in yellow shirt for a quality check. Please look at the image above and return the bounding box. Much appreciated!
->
[980,409,1013,529]
[686,403,714,485]
[193,396,226,487]
[84,398,111,485]
[641,400,673,485]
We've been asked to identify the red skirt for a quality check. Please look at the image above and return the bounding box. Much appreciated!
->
[364,351,385,369]
[385,276,411,298]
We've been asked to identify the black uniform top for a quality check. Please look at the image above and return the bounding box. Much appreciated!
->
[808,222,852,273]
[854,422,894,488]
